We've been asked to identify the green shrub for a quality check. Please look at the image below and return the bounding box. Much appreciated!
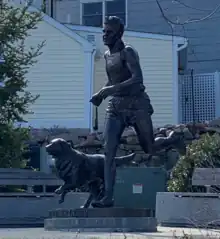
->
[168,133,220,192]
[0,123,30,168]
[0,2,44,169]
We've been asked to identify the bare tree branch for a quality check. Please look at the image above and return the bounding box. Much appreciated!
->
[156,0,220,25]
[172,0,213,12]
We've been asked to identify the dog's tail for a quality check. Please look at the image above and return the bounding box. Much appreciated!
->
[115,153,136,167]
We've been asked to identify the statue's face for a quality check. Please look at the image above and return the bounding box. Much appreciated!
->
[103,24,119,46]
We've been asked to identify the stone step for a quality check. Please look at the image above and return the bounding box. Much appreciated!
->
[48,207,155,218]
[44,216,157,232]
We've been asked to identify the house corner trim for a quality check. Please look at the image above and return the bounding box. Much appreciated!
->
[83,49,96,131]
[172,41,179,125]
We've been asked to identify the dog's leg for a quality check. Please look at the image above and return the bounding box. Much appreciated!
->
[92,188,105,208]
[55,183,73,194]
[89,180,105,208]
[81,180,102,208]
[59,190,68,204]
[81,193,93,208]
[54,185,63,194]
[55,183,74,204]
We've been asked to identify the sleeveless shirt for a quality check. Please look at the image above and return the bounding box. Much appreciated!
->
[104,45,145,97]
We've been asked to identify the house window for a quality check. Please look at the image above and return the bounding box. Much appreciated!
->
[81,0,127,27]
[82,2,103,27]
[106,0,126,25]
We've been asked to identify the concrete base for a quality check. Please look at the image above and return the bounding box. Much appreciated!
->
[156,192,220,227]
[0,193,89,226]
[44,208,157,232]
[48,207,155,218]
[44,217,157,232]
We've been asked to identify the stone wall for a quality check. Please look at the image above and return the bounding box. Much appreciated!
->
[29,118,220,173]
[29,127,90,144]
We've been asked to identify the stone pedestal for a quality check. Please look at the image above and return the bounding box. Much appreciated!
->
[44,208,157,232]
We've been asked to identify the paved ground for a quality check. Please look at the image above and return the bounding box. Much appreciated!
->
[1,227,220,239]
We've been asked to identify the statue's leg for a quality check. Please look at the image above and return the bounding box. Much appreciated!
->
[92,112,125,208]
[154,131,186,155]
[132,109,154,155]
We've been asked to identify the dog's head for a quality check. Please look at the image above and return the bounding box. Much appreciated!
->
[45,138,72,157]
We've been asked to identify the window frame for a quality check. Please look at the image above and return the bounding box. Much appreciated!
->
[80,0,128,28]
[82,1,103,27]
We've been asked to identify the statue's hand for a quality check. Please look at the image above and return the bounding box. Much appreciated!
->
[90,92,103,107]
[99,86,115,99]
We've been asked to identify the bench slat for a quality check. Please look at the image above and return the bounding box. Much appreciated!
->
[0,178,62,185]
[192,168,220,186]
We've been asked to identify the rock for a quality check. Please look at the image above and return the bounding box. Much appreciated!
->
[165,129,172,137]
[29,127,89,144]
[153,128,159,135]
[122,127,136,137]
[186,122,207,135]
[208,118,220,127]
[147,155,164,167]
[158,128,167,136]
[163,124,174,129]
[206,127,220,134]
[28,118,220,173]
[126,135,139,144]
[120,144,143,152]
[182,127,194,140]
[173,125,184,133]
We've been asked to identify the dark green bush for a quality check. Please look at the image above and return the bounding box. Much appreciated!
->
[0,123,30,168]
[0,2,44,170]
[168,133,220,192]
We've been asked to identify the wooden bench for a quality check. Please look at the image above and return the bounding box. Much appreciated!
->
[192,168,220,193]
[156,167,220,226]
[0,168,62,194]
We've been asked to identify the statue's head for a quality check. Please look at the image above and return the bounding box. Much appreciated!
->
[103,16,124,46]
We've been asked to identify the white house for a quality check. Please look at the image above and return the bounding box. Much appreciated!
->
[11,3,187,131]
[22,9,95,129]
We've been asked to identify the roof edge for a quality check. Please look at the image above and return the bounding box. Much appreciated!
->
[65,24,186,43]
[28,6,95,52]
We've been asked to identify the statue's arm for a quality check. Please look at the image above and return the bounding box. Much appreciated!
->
[115,46,143,91]
[104,51,111,87]
[92,52,111,98]
[105,70,111,87]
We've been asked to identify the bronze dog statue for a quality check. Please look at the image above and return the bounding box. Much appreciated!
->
[46,138,135,208]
